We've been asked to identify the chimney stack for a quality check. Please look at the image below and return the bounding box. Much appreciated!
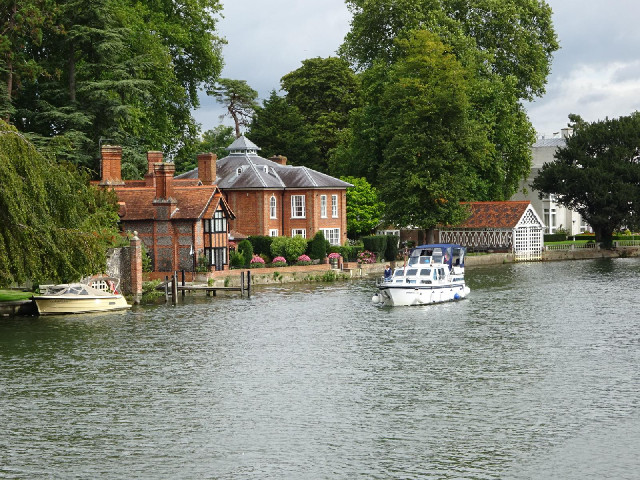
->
[145,151,163,187]
[153,162,176,201]
[269,155,287,166]
[100,145,125,185]
[197,152,217,185]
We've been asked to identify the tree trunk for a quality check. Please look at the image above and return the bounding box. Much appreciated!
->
[68,42,76,103]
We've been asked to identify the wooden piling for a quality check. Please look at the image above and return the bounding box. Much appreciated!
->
[172,271,178,304]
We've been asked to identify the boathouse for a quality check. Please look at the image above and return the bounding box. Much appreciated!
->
[439,201,545,261]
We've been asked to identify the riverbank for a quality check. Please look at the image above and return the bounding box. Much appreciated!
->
[192,245,640,288]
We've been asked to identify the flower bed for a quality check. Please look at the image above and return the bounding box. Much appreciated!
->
[271,256,287,267]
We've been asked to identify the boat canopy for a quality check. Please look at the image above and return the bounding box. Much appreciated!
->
[408,244,466,268]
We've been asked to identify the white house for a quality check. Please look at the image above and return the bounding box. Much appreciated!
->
[511,127,591,236]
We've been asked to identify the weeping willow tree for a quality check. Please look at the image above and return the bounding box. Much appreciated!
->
[0,120,121,287]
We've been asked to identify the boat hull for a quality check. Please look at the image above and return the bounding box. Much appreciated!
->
[375,283,470,307]
[33,295,130,315]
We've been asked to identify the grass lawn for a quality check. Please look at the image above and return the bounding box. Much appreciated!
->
[0,289,34,302]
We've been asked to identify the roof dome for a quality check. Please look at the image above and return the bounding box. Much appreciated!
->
[225,135,261,155]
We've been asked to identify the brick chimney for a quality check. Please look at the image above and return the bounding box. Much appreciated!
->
[145,151,163,187]
[197,152,217,185]
[270,155,287,166]
[153,162,177,219]
[100,145,125,185]
[154,162,175,201]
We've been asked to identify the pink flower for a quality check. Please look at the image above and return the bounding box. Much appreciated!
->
[297,254,311,262]
[272,256,287,264]
[250,255,265,264]
[328,252,341,259]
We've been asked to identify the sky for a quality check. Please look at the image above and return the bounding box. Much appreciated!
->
[192,0,640,139]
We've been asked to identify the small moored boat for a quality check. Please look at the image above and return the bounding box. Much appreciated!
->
[33,277,130,315]
[372,244,470,307]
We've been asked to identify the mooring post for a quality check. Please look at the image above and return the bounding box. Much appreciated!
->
[172,271,178,305]
[240,271,245,296]
[164,275,169,302]
[247,270,251,298]
[181,270,185,297]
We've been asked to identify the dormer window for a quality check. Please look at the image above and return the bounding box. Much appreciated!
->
[236,167,243,176]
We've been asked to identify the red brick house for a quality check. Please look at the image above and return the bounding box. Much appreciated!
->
[97,145,235,273]
[176,136,351,245]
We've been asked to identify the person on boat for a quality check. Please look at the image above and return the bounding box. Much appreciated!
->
[384,265,393,281]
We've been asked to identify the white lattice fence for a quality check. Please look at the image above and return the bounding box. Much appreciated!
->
[440,229,513,248]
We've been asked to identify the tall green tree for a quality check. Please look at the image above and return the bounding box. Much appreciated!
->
[376,31,491,229]
[0,0,57,121]
[340,0,558,100]
[207,78,258,138]
[0,120,121,287]
[248,90,317,163]
[280,57,360,172]
[341,176,385,237]
[532,113,640,246]
[5,0,225,174]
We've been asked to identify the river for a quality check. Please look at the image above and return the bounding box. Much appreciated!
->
[1,258,639,479]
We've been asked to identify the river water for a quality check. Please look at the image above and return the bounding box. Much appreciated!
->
[1,258,639,479]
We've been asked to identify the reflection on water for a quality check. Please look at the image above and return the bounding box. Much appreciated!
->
[1,258,639,479]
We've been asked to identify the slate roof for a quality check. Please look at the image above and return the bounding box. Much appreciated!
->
[114,186,233,221]
[176,136,352,190]
[533,137,566,148]
[454,201,532,229]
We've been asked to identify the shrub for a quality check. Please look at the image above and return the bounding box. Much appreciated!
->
[229,251,245,268]
[362,235,387,259]
[285,236,308,262]
[270,236,288,258]
[249,235,273,256]
[272,256,287,267]
[544,233,567,242]
[270,235,308,263]
[308,231,327,260]
[297,254,312,266]
[237,239,254,266]
[338,244,362,261]
[384,235,400,261]
[249,255,265,268]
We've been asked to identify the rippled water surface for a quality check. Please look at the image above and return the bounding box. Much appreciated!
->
[2,258,640,479]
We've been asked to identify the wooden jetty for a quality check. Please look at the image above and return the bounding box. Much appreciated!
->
[164,270,252,304]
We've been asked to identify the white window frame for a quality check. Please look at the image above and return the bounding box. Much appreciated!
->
[291,195,306,218]
[269,229,279,237]
[270,195,277,219]
[320,195,327,218]
[291,229,306,238]
[321,228,340,246]
[331,194,338,218]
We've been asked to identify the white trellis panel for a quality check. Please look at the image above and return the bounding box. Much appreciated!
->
[513,206,544,261]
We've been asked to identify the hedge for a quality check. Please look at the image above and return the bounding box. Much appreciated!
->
[362,235,387,259]
[248,235,273,256]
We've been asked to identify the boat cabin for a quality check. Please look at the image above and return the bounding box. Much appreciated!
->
[388,244,466,285]
[407,244,466,269]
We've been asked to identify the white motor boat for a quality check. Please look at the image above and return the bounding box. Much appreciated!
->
[33,277,130,315]
[372,244,470,307]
